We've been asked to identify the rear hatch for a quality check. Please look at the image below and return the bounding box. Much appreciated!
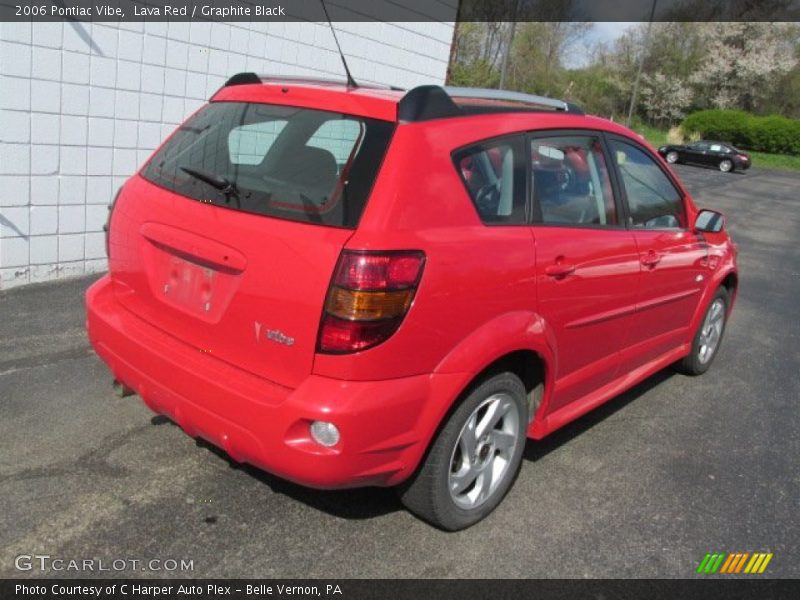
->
[108,101,395,389]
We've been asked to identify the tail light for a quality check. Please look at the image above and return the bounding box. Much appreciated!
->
[317,250,425,354]
[104,187,123,258]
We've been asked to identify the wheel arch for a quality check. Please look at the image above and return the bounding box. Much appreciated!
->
[403,312,557,478]
[431,311,556,416]
[721,271,738,299]
[449,348,548,424]
[687,267,738,342]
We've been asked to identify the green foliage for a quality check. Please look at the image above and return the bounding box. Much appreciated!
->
[682,110,752,147]
[449,59,499,89]
[565,66,626,118]
[746,116,800,155]
[681,110,800,155]
[632,122,669,146]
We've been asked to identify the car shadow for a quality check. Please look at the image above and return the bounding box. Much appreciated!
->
[151,415,402,520]
[150,367,678,522]
[523,368,676,462]
[675,163,749,175]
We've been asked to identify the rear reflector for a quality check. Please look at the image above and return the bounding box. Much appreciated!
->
[319,315,402,353]
[318,251,425,354]
[309,421,340,447]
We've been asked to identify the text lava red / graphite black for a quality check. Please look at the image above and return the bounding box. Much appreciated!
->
[86,74,738,530]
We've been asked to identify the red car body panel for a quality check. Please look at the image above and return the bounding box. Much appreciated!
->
[86,81,738,489]
[107,175,353,389]
[212,83,401,121]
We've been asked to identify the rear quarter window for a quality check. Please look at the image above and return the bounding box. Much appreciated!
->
[452,136,527,225]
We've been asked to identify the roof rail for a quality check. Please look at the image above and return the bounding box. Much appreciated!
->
[445,87,582,114]
[223,72,404,91]
[398,85,584,122]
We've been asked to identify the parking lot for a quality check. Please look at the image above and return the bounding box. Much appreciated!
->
[1,164,798,578]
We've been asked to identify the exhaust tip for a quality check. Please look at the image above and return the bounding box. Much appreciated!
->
[112,380,135,398]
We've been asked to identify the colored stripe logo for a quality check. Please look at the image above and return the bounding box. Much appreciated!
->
[696,552,773,574]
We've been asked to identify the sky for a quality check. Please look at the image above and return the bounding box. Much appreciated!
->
[565,22,638,68]
[591,22,638,44]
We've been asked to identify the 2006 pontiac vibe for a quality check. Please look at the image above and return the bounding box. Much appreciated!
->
[86,73,737,530]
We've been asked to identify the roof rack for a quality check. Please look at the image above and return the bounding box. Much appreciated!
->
[220,75,584,121]
[223,72,405,91]
[397,85,584,122]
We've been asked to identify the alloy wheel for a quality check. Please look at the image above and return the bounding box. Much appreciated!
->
[698,298,725,364]
[448,393,521,510]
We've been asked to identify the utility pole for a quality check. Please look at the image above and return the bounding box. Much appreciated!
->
[626,0,658,127]
[498,0,520,90]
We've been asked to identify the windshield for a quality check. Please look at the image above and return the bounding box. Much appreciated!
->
[141,102,395,228]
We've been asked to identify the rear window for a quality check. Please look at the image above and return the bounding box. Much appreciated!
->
[141,102,395,228]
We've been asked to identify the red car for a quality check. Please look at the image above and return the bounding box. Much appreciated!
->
[86,74,738,530]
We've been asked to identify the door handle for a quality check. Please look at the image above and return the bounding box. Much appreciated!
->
[641,251,662,267]
[545,263,576,278]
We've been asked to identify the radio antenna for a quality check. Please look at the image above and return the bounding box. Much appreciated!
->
[319,0,358,88]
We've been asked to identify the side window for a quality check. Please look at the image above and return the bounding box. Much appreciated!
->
[531,135,617,226]
[454,136,526,224]
[610,140,686,229]
[228,120,287,165]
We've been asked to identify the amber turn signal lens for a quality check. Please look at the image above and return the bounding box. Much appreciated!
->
[325,287,413,321]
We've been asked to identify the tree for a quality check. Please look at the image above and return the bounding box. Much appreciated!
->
[690,23,797,111]
[448,22,506,88]
[506,22,592,96]
[445,20,800,125]
[640,72,694,126]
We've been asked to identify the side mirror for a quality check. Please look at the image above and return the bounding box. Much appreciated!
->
[695,209,726,233]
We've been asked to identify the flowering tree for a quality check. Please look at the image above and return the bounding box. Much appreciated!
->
[641,72,694,125]
[690,23,797,110]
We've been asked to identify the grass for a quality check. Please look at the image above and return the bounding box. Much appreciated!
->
[632,123,670,147]
[746,151,800,172]
[631,123,800,173]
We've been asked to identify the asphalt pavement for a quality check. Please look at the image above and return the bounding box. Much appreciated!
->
[0,164,798,578]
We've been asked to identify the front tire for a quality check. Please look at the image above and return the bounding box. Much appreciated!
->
[399,372,528,531]
[719,159,733,172]
[675,287,730,375]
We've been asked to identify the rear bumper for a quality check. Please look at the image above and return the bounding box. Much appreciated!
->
[86,275,459,489]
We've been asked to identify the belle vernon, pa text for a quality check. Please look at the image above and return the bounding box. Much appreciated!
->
[47,4,286,18]
[16,584,343,597]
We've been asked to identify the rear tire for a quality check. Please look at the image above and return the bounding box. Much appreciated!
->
[675,287,730,376]
[719,159,733,172]
[666,151,679,164]
[399,372,528,531]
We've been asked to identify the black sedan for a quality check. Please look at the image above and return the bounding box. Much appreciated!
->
[657,140,751,172]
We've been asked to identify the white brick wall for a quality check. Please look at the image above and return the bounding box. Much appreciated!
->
[0,20,455,288]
